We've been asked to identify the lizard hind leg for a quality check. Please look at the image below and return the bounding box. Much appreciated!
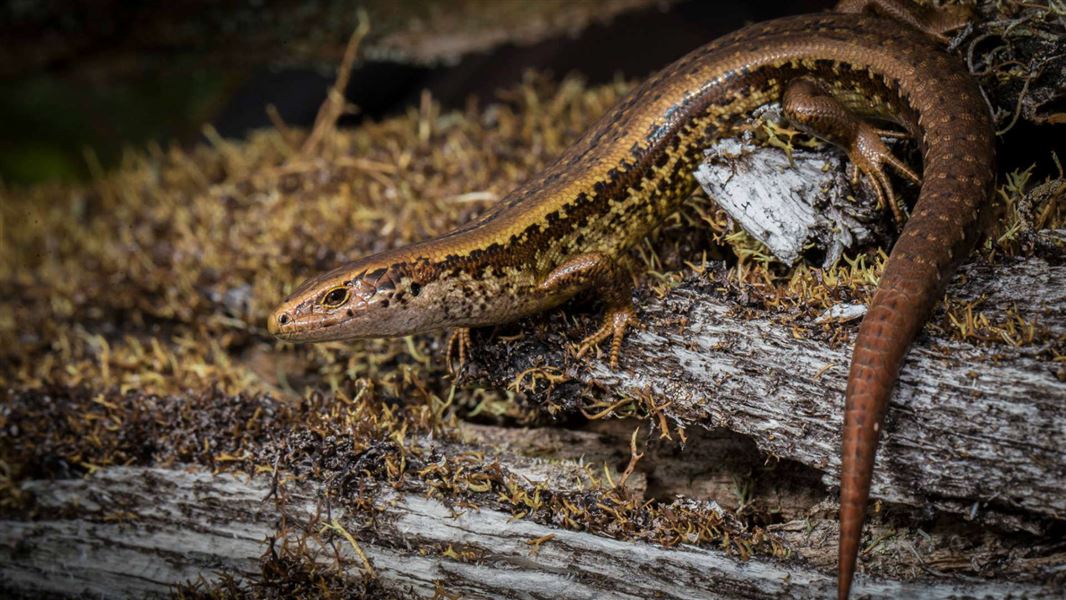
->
[835,0,972,43]
[538,252,637,369]
[782,77,921,225]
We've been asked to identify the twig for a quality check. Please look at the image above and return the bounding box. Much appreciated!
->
[615,426,645,490]
[298,9,370,159]
[321,517,376,577]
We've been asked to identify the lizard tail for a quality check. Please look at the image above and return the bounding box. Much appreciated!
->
[837,55,995,600]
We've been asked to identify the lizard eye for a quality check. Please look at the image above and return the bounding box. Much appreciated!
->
[321,286,350,308]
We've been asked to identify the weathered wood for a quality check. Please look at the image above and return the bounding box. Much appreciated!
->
[472,252,1066,531]
[0,466,1057,599]
[695,123,881,267]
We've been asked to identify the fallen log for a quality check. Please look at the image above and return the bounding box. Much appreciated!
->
[469,251,1066,532]
[1,466,1059,599]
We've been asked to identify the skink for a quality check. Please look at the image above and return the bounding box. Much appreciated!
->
[268,3,995,597]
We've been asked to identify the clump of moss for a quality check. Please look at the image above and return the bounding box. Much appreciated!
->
[1,72,789,589]
[174,541,402,600]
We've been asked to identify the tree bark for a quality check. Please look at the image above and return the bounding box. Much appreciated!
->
[469,250,1066,532]
[1,466,1058,599]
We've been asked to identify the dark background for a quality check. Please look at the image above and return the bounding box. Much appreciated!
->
[0,0,837,185]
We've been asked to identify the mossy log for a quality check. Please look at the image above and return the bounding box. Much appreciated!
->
[470,247,1066,533]
[1,465,1058,600]
[3,134,1061,600]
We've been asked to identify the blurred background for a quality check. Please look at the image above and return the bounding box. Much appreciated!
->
[0,0,841,186]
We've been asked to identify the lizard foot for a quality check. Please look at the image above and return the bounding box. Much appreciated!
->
[848,123,921,225]
[446,327,472,374]
[576,306,637,369]
[783,77,921,226]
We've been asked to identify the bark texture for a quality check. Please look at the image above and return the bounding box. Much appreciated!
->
[471,252,1066,532]
[1,467,1059,599]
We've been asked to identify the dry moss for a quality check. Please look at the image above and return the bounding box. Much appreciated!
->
[0,72,630,397]
[174,541,402,600]
[2,72,793,597]
[2,71,1058,475]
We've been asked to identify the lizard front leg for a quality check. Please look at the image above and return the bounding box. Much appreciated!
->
[539,252,637,369]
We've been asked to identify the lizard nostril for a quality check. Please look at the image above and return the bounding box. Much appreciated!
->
[278,313,291,325]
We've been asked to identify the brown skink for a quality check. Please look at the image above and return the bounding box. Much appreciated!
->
[268,3,995,597]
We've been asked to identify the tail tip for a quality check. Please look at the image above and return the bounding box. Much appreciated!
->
[838,572,852,600]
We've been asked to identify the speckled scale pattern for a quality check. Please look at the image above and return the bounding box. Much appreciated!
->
[271,12,995,599]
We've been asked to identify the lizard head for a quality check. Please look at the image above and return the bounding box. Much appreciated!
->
[267,251,436,342]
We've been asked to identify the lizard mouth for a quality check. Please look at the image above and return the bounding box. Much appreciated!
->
[266,310,349,342]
